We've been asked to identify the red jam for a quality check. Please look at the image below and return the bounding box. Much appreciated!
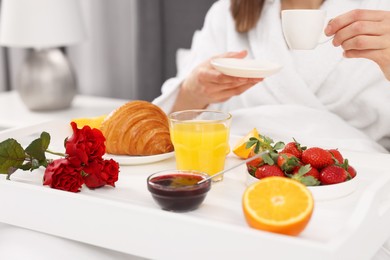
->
[147,172,211,212]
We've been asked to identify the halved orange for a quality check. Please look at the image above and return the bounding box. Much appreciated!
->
[233,128,261,159]
[71,114,107,129]
[242,176,314,236]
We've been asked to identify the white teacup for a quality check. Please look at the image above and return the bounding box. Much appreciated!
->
[281,9,328,50]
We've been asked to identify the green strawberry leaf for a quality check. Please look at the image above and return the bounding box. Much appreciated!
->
[261,135,274,145]
[292,137,306,151]
[262,153,274,165]
[245,138,258,148]
[296,164,311,178]
[301,176,321,186]
[0,139,26,174]
[273,141,285,151]
[246,137,260,154]
[248,165,257,177]
[269,151,279,163]
[339,158,349,169]
[280,155,300,172]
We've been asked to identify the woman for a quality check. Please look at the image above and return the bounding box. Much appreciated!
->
[154,0,390,152]
[154,0,390,259]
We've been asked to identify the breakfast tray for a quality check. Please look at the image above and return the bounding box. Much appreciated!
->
[0,121,389,259]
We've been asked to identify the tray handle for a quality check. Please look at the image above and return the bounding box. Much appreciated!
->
[329,173,390,259]
[351,173,390,226]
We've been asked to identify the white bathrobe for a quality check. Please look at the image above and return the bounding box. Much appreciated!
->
[154,0,390,153]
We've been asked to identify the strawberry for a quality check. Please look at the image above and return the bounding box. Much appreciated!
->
[290,164,320,186]
[302,147,334,170]
[246,149,264,175]
[292,164,320,180]
[328,149,344,164]
[320,165,348,185]
[280,139,306,159]
[339,158,357,180]
[277,153,300,173]
[347,165,357,179]
[255,165,285,179]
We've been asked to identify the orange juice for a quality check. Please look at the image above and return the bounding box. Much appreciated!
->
[170,121,230,181]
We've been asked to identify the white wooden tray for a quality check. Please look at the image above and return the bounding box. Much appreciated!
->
[0,121,389,259]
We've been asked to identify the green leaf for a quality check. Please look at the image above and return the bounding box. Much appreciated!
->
[261,135,274,145]
[340,158,349,169]
[254,141,260,154]
[0,139,26,174]
[273,141,285,151]
[245,139,257,149]
[279,155,300,172]
[301,176,321,186]
[262,153,274,165]
[30,158,41,171]
[248,166,257,177]
[269,151,279,162]
[41,132,50,149]
[19,162,32,171]
[6,167,18,180]
[297,164,311,177]
[25,132,50,162]
[246,137,261,154]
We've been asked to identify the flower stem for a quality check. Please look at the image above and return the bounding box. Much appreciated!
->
[46,149,66,157]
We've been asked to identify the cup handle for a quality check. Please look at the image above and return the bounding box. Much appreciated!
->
[319,35,334,45]
[319,18,334,44]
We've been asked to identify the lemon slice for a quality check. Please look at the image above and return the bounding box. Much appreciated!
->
[72,114,107,129]
[233,128,260,159]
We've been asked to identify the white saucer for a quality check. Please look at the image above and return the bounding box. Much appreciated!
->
[211,58,282,78]
[104,151,175,166]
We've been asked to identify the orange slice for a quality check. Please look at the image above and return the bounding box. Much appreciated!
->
[233,128,261,159]
[71,114,107,129]
[242,176,314,236]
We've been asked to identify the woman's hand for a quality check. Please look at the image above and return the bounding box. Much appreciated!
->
[171,50,263,112]
[325,9,390,80]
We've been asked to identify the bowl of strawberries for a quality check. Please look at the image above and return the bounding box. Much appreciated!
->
[242,136,358,201]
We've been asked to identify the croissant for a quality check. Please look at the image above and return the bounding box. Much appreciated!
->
[100,100,174,156]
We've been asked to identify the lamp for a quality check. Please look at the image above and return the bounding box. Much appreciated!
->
[0,0,86,111]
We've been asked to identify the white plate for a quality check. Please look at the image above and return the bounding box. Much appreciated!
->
[211,58,282,78]
[3,120,176,167]
[105,151,175,166]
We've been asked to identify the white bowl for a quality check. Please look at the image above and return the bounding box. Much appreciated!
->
[246,172,359,201]
[211,58,282,78]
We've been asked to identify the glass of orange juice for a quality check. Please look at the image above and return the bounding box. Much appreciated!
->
[168,110,232,182]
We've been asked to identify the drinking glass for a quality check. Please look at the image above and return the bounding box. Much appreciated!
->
[168,110,232,182]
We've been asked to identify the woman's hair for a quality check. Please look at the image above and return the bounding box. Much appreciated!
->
[231,0,265,33]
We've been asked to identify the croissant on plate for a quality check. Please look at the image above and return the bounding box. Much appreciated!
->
[100,100,174,156]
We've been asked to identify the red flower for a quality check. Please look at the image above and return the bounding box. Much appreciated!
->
[40,122,119,193]
[82,159,119,189]
[82,159,106,189]
[101,159,119,187]
[65,122,106,166]
[43,158,84,193]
